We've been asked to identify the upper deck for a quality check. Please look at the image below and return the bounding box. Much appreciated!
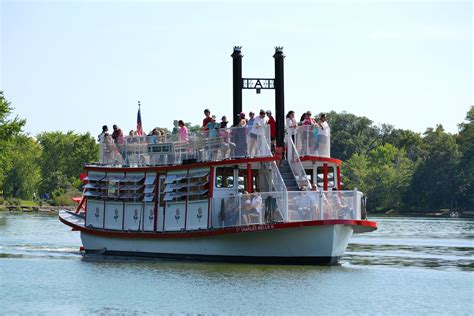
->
[95,125,332,168]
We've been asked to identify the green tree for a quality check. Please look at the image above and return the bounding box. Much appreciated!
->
[0,91,26,193]
[185,122,201,133]
[404,125,460,211]
[2,135,41,199]
[456,106,474,210]
[344,144,414,212]
[326,111,380,161]
[36,131,99,194]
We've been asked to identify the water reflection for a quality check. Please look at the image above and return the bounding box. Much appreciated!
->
[344,217,474,272]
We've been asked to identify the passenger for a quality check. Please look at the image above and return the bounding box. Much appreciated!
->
[249,190,263,224]
[158,129,165,143]
[223,194,239,226]
[178,120,188,142]
[286,111,297,144]
[233,118,248,158]
[105,133,122,164]
[202,109,212,130]
[241,191,257,225]
[247,111,255,128]
[219,116,229,129]
[219,116,234,159]
[112,124,124,145]
[317,113,330,157]
[147,128,159,144]
[237,112,247,123]
[299,113,306,124]
[112,124,125,159]
[266,110,277,142]
[206,115,219,160]
[248,109,269,158]
[98,125,109,164]
[207,115,218,138]
[98,125,109,143]
[127,130,138,145]
[301,111,317,154]
[171,120,179,135]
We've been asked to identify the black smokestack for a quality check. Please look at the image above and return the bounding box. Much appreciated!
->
[231,46,243,127]
[273,46,285,147]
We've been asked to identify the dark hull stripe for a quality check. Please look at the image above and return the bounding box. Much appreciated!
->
[84,249,341,265]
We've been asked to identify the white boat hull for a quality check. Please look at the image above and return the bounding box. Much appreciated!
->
[80,224,354,264]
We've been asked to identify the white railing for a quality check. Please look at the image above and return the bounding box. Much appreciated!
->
[286,135,312,190]
[210,190,363,229]
[294,125,330,157]
[98,126,271,166]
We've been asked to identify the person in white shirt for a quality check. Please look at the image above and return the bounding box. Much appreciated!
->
[248,109,269,157]
[317,113,330,157]
[286,111,297,144]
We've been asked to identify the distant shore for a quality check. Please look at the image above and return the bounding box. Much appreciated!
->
[0,205,73,214]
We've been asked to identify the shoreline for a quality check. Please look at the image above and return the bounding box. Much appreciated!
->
[1,206,472,219]
[0,205,73,214]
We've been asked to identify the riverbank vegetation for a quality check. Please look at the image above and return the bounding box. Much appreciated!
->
[0,91,472,213]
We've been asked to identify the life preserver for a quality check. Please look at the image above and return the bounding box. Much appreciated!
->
[361,195,367,220]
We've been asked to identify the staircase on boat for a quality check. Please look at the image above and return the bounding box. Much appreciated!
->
[278,160,300,191]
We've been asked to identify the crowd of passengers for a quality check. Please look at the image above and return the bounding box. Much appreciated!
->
[218,185,354,227]
[97,108,330,162]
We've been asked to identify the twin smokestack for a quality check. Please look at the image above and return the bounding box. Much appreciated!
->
[231,46,286,147]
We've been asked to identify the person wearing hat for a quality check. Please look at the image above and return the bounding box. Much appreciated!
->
[266,110,276,141]
[237,112,246,121]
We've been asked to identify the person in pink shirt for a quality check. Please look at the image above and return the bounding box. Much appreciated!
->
[178,120,188,142]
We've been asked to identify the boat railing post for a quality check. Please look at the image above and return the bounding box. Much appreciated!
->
[238,194,242,227]
[319,190,324,220]
[353,188,358,220]
[285,191,289,222]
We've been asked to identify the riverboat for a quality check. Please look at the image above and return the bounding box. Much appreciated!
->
[59,47,377,264]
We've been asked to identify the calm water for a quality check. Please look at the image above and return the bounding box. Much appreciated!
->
[0,213,473,315]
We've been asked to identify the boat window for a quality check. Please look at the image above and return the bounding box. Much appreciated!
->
[237,170,259,193]
[316,166,335,188]
[215,167,234,188]
[305,169,314,184]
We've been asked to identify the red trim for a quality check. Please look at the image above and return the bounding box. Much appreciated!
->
[336,166,341,190]
[323,163,328,191]
[85,156,279,173]
[247,163,252,193]
[60,214,377,239]
[74,196,86,214]
[301,156,342,165]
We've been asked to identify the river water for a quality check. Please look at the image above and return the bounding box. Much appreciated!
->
[0,213,473,315]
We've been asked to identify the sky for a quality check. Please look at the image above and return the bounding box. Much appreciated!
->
[1,0,472,137]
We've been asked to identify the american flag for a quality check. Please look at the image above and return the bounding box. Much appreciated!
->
[137,101,143,136]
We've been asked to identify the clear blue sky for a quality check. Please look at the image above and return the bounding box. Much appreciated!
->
[1,0,472,137]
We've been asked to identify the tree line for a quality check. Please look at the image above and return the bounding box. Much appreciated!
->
[0,91,472,212]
